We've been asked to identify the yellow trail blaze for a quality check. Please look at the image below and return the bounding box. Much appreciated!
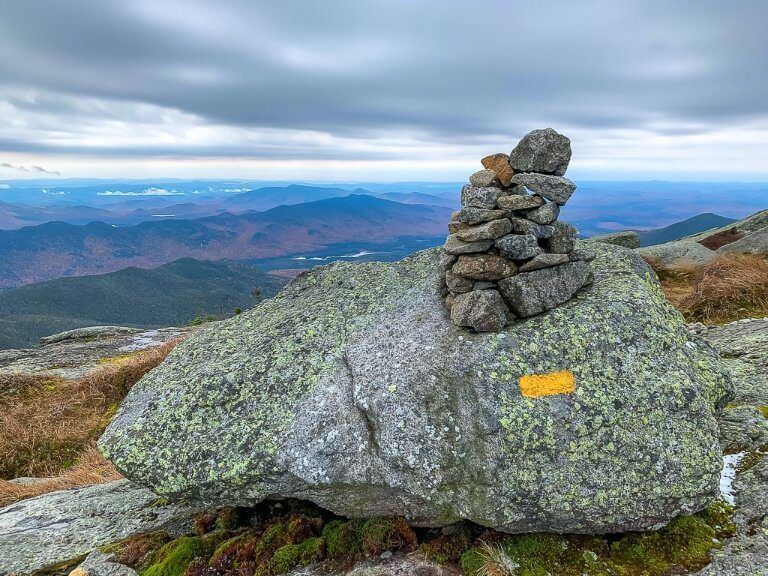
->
[519,370,576,398]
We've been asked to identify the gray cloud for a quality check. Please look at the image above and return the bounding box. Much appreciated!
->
[0,162,61,175]
[0,0,766,167]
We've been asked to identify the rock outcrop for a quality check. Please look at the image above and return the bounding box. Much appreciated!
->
[588,230,641,249]
[636,240,716,267]
[101,242,732,534]
[440,128,593,331]
[0,480,200,574]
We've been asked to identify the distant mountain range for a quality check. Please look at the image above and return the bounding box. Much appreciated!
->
[637,213,737,246]
[0,194,451,288]
[0,258,286,349]
[0,183,459,229]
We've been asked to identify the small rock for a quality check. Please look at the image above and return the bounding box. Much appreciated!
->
[443,235,493,255]
[452,207,509,225]
[447,221,470,234]
[524,202,560,225]
[460,184,504,209]
[436,252,458,297]
[473,281,496,290]
[455,218,512,242]
[450,289,510,332]
[511,173,577,206]
[469,169,499,188]
[453,254,518,281]
[498,261,593,317]
[445,269,474,295]
[509,217,555,239]
[546,221,577,253]
[570,247,596,262]
[509,127,572,176]
[588,230,641,249]
[496,194,544,211]
[518,252,570,272]
[495,234,543,260]
[482,153,515,187]
[70,550,137,576]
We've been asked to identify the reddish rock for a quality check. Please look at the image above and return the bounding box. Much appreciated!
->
[482,153,515,188]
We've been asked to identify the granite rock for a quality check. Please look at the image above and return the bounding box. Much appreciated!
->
[508,128,572,176]
[510,173,577,206]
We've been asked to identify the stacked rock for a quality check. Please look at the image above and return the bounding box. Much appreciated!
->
[439,128,595,332]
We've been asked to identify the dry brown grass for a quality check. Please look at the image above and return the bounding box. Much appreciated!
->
[646,253,768,323]
[0,339,181,504]
[0,444,121,507]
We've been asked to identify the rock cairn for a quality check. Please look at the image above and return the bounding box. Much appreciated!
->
[438,128,595,331]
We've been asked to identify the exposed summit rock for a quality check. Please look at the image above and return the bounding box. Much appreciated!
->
[101,243,733,534]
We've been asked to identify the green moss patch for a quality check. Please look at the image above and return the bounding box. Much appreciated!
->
[129,498,734,576]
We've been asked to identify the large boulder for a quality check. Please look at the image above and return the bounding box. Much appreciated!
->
[100,244,732,534]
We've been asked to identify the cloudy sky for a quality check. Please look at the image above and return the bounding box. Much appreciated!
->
[0,0,766,181]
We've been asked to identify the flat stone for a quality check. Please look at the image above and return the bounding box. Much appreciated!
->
[481,153,515,187]
[70,550,138,576]
[452,254,517,281]
[460,185,503,209]
[445,269,474,295]
[509,217,554,239]
[570,247,596,262]
[450,289,509,332]
[636,241,715,267]
[496,194,544,211]
[523,202,560,225]
[546,221,577,254]
[447,221,470,234]
[518,252,571,272]
[495,234,543,260]
[443,234,493,255]
[498,261,593,317]
[511,173,577,206]
[473,281,496,290]
[0,480,200,574]
[588,230,641,249]
[455,218,512,242]
[509,127,572,176]
[453,207,508,225]
[468,169,499,188]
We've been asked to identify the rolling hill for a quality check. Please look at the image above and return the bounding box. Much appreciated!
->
[637,213,737,246]
[0,258,286,349]
[0,194,452,289]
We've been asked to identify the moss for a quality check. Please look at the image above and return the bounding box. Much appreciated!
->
[359,517,418,556]
[420,532,472,564]
[459,548,485,576]
[459,507,732,576]
[661,516,717,568]
[141,534,222,576]
[267,537,325,574]
[322,519,363,559]
[699,499,736,538]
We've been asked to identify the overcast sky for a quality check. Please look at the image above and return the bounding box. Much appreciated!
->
[0,0,766,181]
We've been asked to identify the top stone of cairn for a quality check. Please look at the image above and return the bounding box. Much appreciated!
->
[509,127,572,176]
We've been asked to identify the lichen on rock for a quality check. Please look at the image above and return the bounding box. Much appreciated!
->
[100,243,733,534]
